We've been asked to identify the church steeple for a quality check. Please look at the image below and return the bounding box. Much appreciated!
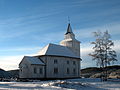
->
[65,23,73,34]
[64,23,75,40]
[60,23,80,57]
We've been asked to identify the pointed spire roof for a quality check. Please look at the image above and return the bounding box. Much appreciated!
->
[65,23,73,34]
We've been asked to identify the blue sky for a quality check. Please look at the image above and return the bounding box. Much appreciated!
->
[0,0,120,70]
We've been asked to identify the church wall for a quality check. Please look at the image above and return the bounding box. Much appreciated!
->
[30,65,45,78]
[19,58,45,79]
[42,56,80,78]
[19,59,31,78]
[72,41,80,56]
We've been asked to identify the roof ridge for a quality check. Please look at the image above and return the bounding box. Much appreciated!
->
[49,43,67,47]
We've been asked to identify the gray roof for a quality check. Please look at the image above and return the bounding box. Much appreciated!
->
[24,56,45,65]
[37,43,80,58]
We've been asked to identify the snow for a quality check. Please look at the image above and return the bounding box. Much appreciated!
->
[37,43,80,58]
[0,78,120,90]
[61,38,80,43]
[25,56,45,65]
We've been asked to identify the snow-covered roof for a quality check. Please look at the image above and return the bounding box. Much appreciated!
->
[60,38,80,42]
[37,43,80,58]
[24,56,45,65]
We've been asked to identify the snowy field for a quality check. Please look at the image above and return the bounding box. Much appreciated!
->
[0,78,120,90]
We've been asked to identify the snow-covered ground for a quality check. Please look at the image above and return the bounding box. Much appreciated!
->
[0,78,120,90]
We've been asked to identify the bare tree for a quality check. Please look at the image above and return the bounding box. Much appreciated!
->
[89,30,117,81]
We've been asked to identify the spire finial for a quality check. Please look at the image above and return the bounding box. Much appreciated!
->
[65,17,73,35]
[68,16,70,23]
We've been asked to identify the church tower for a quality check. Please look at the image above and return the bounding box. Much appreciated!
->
[60,23,80,57]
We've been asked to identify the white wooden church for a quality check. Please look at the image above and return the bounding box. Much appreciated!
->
[19,23,81,79]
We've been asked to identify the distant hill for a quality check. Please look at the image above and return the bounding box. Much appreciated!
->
[0,68,11,78]
[0,68,19,79]
[7,69,19,78]
[81,65,120,78]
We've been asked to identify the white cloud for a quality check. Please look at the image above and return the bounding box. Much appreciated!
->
[0,47,41,52]
[75,22,120,40]
[0,52,39,71]
[113,40,120,50]
[0,46,43,71]
[74,22,120,69]
[0,10,62,40]
[81,40,120,69]
[0,55,23,71]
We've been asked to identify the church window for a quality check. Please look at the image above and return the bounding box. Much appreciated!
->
[20,69,22,73]
[54,68,58,74]
[54,59,58,64]
[39,68,43,74]
[67,68,69,74]
[34,67,37,74]
[73,61,76,65]
[67,60,69,64]
[73,68,76,74]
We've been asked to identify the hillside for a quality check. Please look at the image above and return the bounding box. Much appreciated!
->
[0,68,11,78]
[7,69,19,78]
[0,68,19,79]
[81,65,120,78]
